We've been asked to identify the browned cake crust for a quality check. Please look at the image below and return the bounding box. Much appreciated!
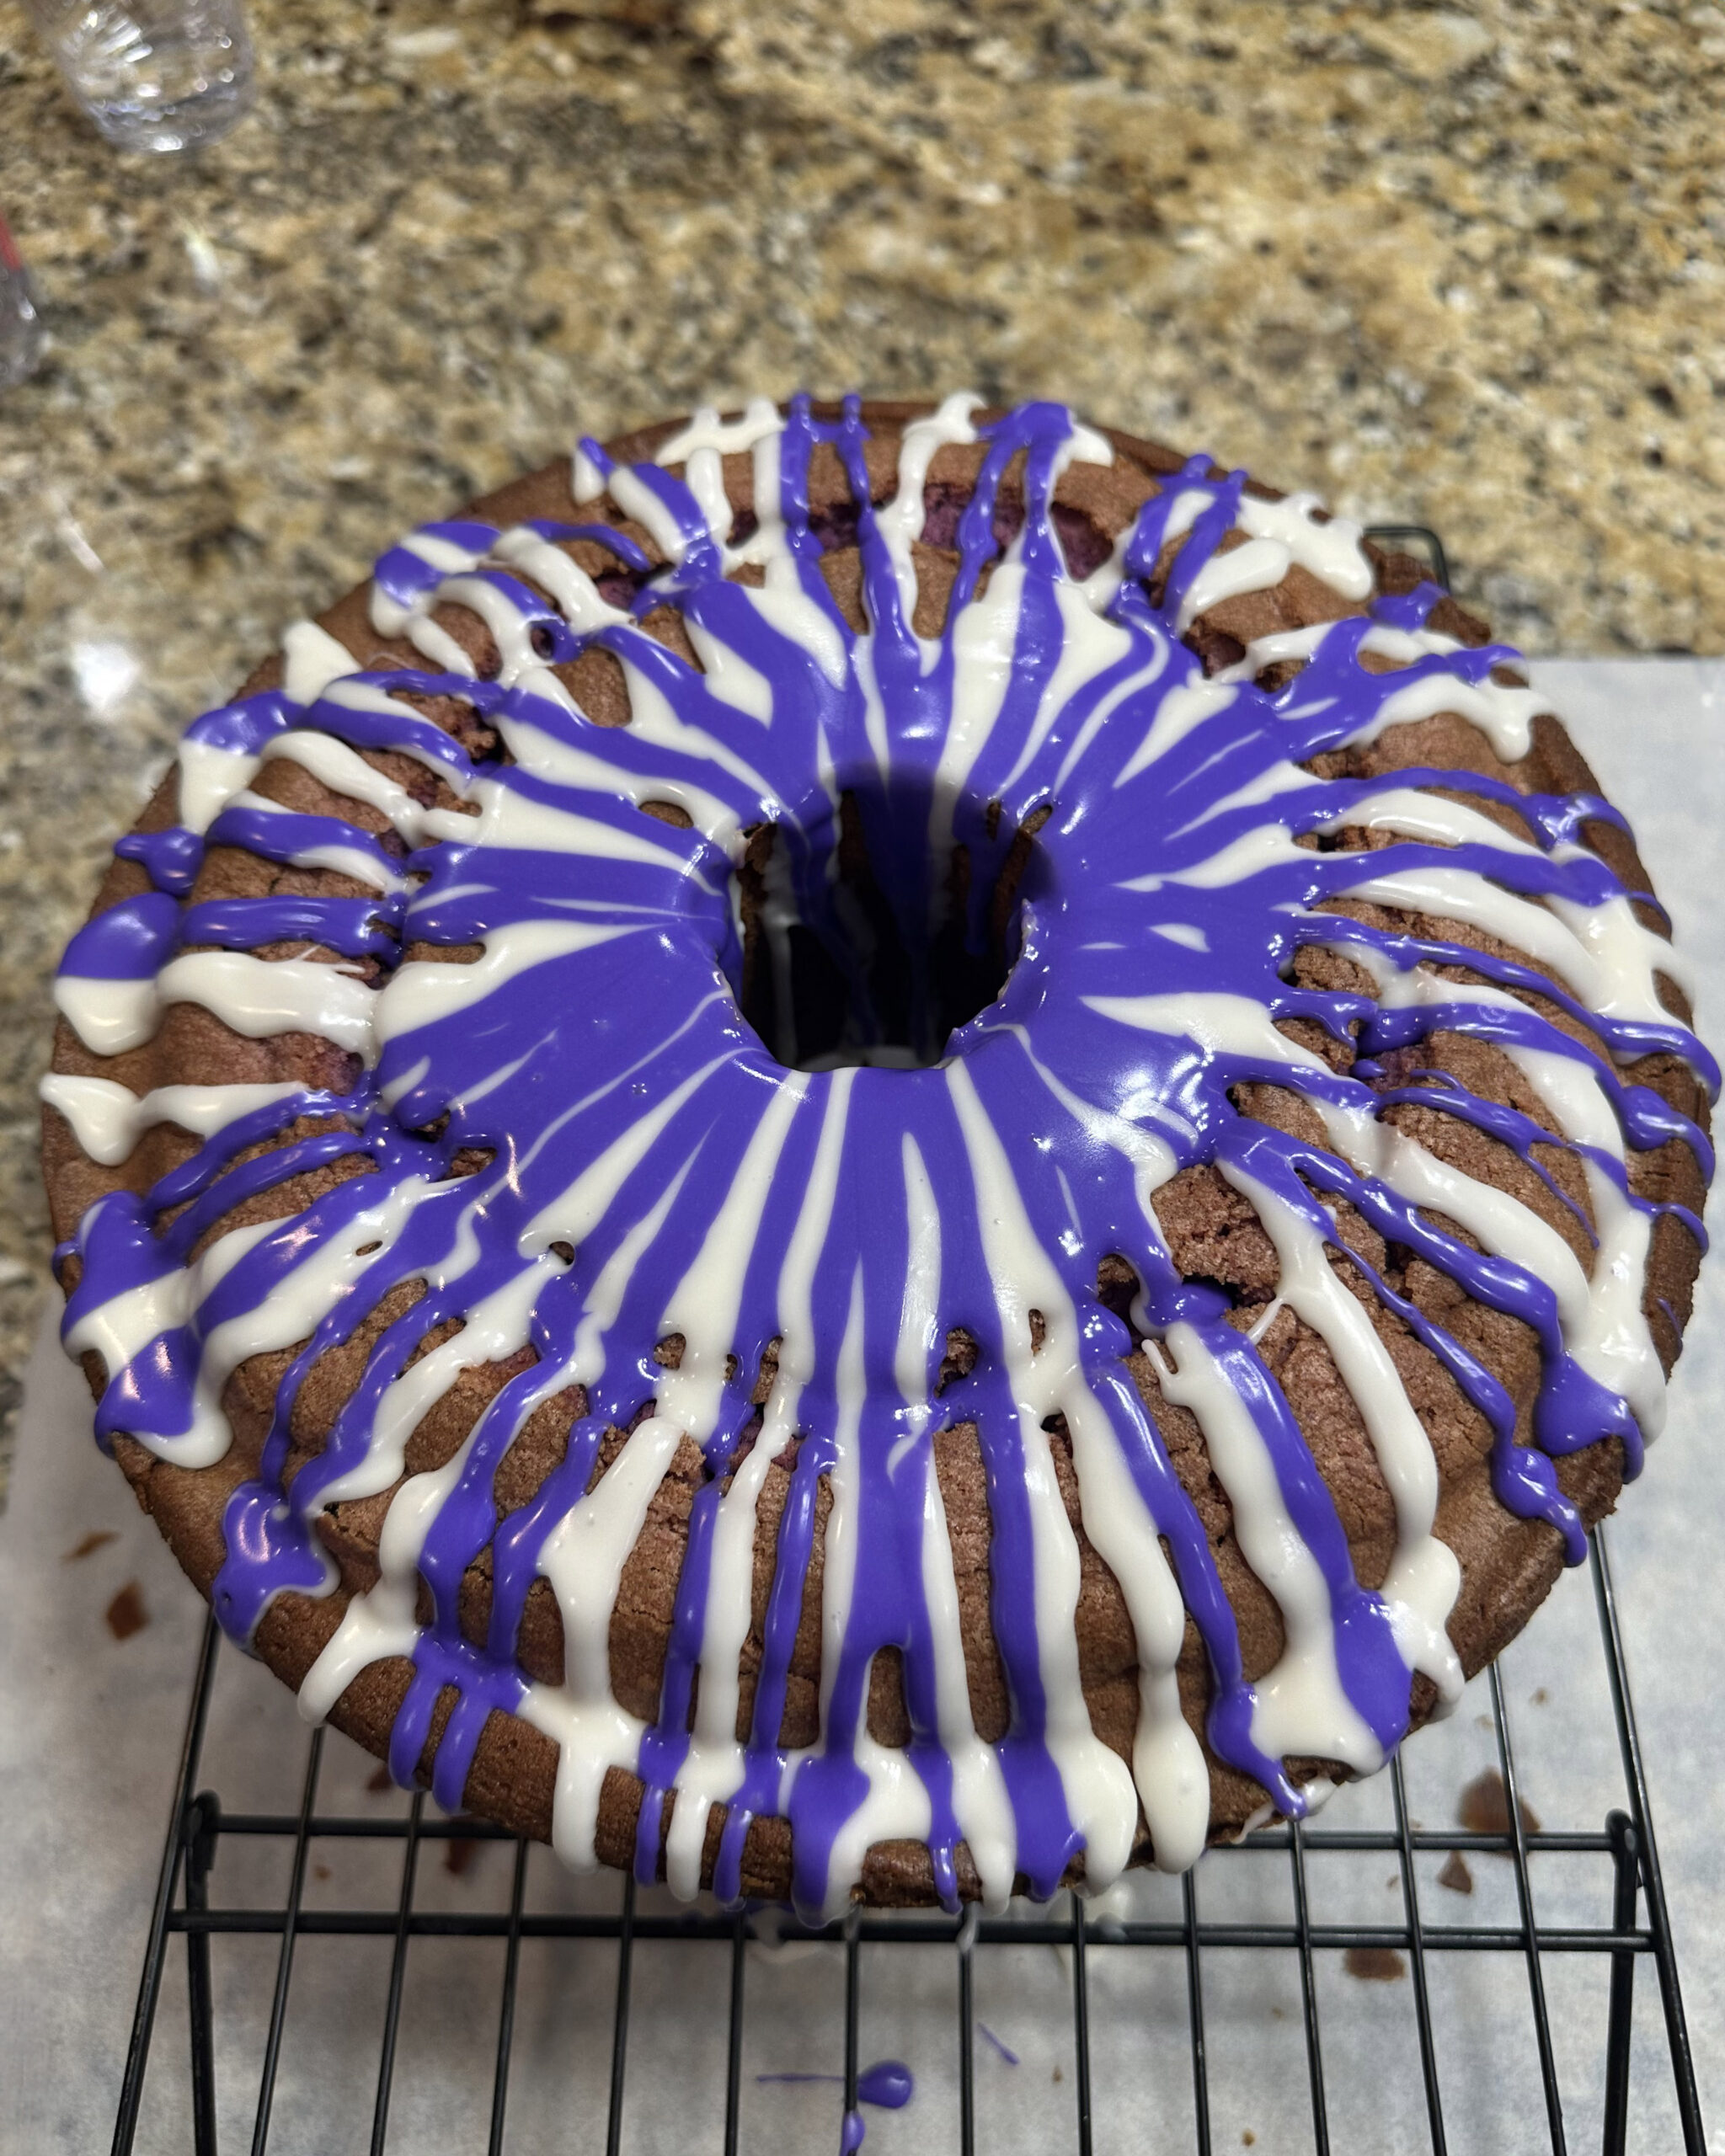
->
[42,404,1711,1906]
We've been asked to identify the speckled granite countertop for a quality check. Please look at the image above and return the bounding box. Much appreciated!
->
[1,0,1722,1494]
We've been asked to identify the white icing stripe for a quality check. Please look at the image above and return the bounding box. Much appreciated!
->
[888,1132,1014,1904]
[1178,536,1291,632]
[1365,669,1550,763]
[1114,677,1237,784]
[1221,1161,1462,1704]
[1236,491,1372,600]
[662,1075,856,1898]
[804,1272,935,1912]
[1087,992,1331,1073]
[1001,580,1136,793]
[929,561,1030,861]
[680,618,775,725]
[1335,862,1680,1027]
[492,525,628,635]
[405,611,477,677]
[374,921,634,1049]
[521,1051,732,1258]
[263,728,469,843]
[40,1075,304,1166]
[654,396,785,472]
[571,437,606,504]
[176,738,262,836]
[616,649,783,810]
[948,1060,1140,1892]
[532,1412,686,1868]
[535,1077,810,1873]
[281,620,357,706]
[1157,488,1372,634]
[1153,1322,1384,1774]
[467,782,692,867]
[57,953,377,1060]
[606,464,692,568]
[877,392,982,631]
[318,1262,549,1508]
[658,1075,809,1438]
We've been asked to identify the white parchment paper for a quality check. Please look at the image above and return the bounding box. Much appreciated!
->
[3,660,1722,2154]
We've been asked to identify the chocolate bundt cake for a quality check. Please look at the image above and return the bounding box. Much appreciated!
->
[41,395,1714,1919]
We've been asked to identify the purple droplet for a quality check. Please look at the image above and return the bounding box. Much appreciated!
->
[857,2058,914,2109]
[841,2107,866,2153]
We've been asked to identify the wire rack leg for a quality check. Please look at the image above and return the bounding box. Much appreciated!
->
[958,1924,975,2156]
[1183,1867,1212,2156]
[605,1876,636,2156]
[1390,1758,1447,2155]
[1602,1811,1638,2156]
[1590,1525,1707,2155]
[368,1789,425,2155]
[724,1907,746,2156]
[112,1609,221,2156]
[184,1793,221,2156]
[1489,1664,1566,2153]
[1071,1892,1093,2156]
[486,1837,529,2156]
[1288,1822,1331,2156]
[248,1726,323,2156]
[842,1903,861,2153]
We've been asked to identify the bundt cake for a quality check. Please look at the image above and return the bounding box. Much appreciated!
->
[41,394,1714,1919]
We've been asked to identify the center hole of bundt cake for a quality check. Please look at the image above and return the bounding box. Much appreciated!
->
[734,784,1041,1072]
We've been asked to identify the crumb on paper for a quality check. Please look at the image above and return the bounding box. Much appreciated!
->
[367,1765,393,1794]
[1243,2134,1257,2148]
[313,1862,331,1882]
[64,1529,118,1562]
[1531,1686,1550,1705]
[1438,1851,1475,1895]
[1343,1945,1407,1983]
[1052,2063,1063,2084]
[1457,1768,1541,1838]
[105,1581,147,1640]
[446,1835,479,1876]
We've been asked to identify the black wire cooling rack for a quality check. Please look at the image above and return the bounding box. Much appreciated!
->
[105,1529,1708,2156]
[104,528,1709,2156]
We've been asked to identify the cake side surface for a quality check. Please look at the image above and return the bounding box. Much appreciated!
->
[42,398,1713,1914]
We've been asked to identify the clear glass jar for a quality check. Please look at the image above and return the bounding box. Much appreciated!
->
[28,0,254,156]
[0,216,45,391]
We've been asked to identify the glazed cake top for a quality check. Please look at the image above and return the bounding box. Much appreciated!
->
[48,394,1714,1920]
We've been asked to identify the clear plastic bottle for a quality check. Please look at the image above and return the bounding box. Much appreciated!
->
[28,0,254,156]
[0,216,45,392]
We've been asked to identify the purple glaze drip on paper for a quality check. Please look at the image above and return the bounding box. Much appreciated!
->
[976,2020,1020,2066]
